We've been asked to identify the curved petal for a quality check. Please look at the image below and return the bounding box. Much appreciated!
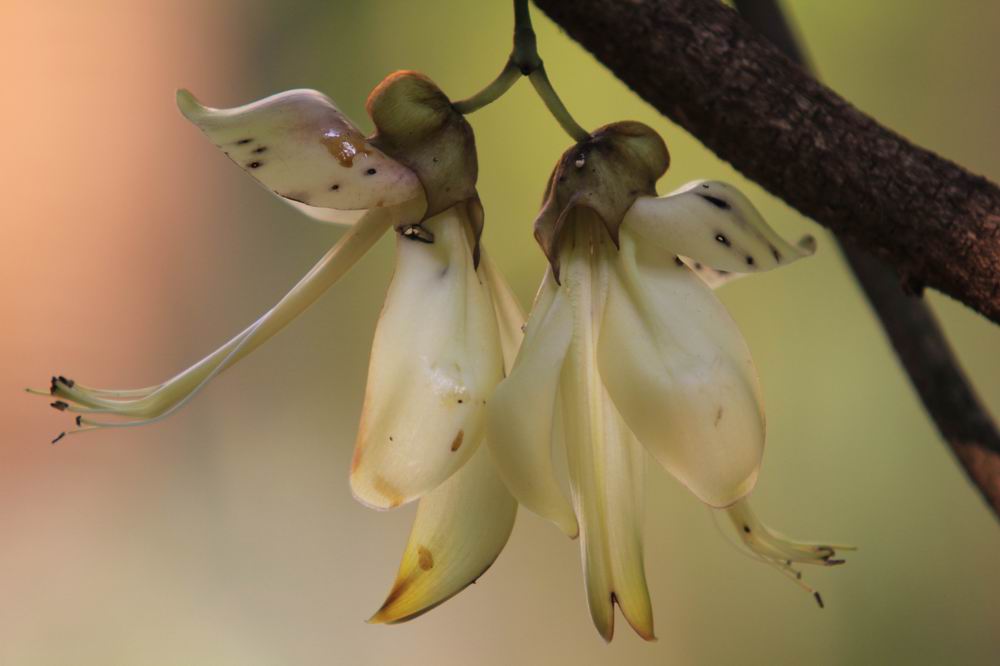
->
[41,201,422,438]
[368,245,523,623]
[177,88,422,223]
[560,233,653,642]
[623,180,815,273]
[678,256,745,290]
[478,249,526,369]
[485,270,578,538]
[598,230,765,508]
[368,441,517,624]
[351,204,504,509]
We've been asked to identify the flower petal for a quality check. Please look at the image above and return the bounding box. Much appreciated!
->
[560,231,654,642]
[485,270,579,538]
[350,204,504,509]
[678,256,745,290]
[598,229,765,508]
[478,249,526,368]
[368,441,517,624]
[623,180,815,273]
[177,88,422,223]
[42,201,422,436]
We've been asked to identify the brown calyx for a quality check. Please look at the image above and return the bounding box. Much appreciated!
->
[366,71,482,261]
[534,121,669,279]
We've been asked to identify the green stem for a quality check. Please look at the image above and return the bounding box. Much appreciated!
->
[452,60,521,115]
[528,67,589,142]
[452,0,589,142]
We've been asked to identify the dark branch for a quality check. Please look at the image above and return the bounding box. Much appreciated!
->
[732,0,1000,518]
[532,0,1000,324]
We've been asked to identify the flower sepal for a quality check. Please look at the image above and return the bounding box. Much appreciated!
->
[367,71,483,259]
[534,121,669,278]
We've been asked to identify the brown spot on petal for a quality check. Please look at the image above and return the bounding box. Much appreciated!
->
[450,430,464,452]
[320,128,370,168]
[373,475,403,508]
[715,406,724,426]
[417,546,434,571]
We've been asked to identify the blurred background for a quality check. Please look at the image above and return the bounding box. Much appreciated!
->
[3,1,999,664]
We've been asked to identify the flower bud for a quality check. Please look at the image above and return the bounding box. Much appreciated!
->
[534,121,669,278]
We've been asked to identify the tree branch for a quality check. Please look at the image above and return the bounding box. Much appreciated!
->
[731,0,1000,518]
[532,0,1000,324]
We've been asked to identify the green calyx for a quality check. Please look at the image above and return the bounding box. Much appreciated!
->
[366,71,481,250]
[534,121,670,278]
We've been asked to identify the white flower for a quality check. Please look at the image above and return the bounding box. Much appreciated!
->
[486,122,848,641]
[35,71,521,625]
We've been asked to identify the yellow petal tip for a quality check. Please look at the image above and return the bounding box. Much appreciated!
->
[175,88,206,121]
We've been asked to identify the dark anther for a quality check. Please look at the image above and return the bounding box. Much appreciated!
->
[75,415,83,426]
[247,161,262,169]
[697,193,732,210]
[694,262,703,270]
[50,376,59,394]
[746,255,755,266]
[399,224,434,244]
[253,146,267,154]
[743,525,751,533]
[51,432,66,444]
[813,591,825,609]
[715,233,731,246]
[770,245,782,262]
[674,256,684,266]
[365,167,377,175]
[58,376,75,388]
[701,183,710,188]
[50,401,69,411]
[457,399,464,404]
[826,559,846,566]
[330,184,340,191]
[236,138,252,145]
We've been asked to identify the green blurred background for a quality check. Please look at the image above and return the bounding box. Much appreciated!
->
[3,1,999,664]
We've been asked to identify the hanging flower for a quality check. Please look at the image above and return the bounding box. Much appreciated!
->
[33,71,522,624]
[485,122,848,642]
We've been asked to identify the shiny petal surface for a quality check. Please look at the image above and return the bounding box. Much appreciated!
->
[561,230,654,642]
[624,180,815,273]
[598,230,765,507]
[351,204,504,509]
[177,88,422,222]
[369,442,517,624]
[486,270,579,538]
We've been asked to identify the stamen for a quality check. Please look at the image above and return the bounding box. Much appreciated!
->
[31,204,407,433]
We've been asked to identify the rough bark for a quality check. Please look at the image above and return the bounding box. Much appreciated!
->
[731,0,1000,518]
[532,0,1000,324]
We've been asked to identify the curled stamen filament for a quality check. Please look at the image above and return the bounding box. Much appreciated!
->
[36,206,399,436]
[723,498,853,606]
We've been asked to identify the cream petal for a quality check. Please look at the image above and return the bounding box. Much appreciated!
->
[350,204,504,509]
[44,201,422,436]
[624,180,815,274]
[598,229,765,508]
[485,270,579,538]
[560,232,654,642]
[678,256,745,290]
[368,441,517,624]
[177,88,422,222]
[368,246,522,623]
[478,249,526,370]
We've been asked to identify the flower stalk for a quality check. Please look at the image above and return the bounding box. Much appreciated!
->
[452,0,589,142]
